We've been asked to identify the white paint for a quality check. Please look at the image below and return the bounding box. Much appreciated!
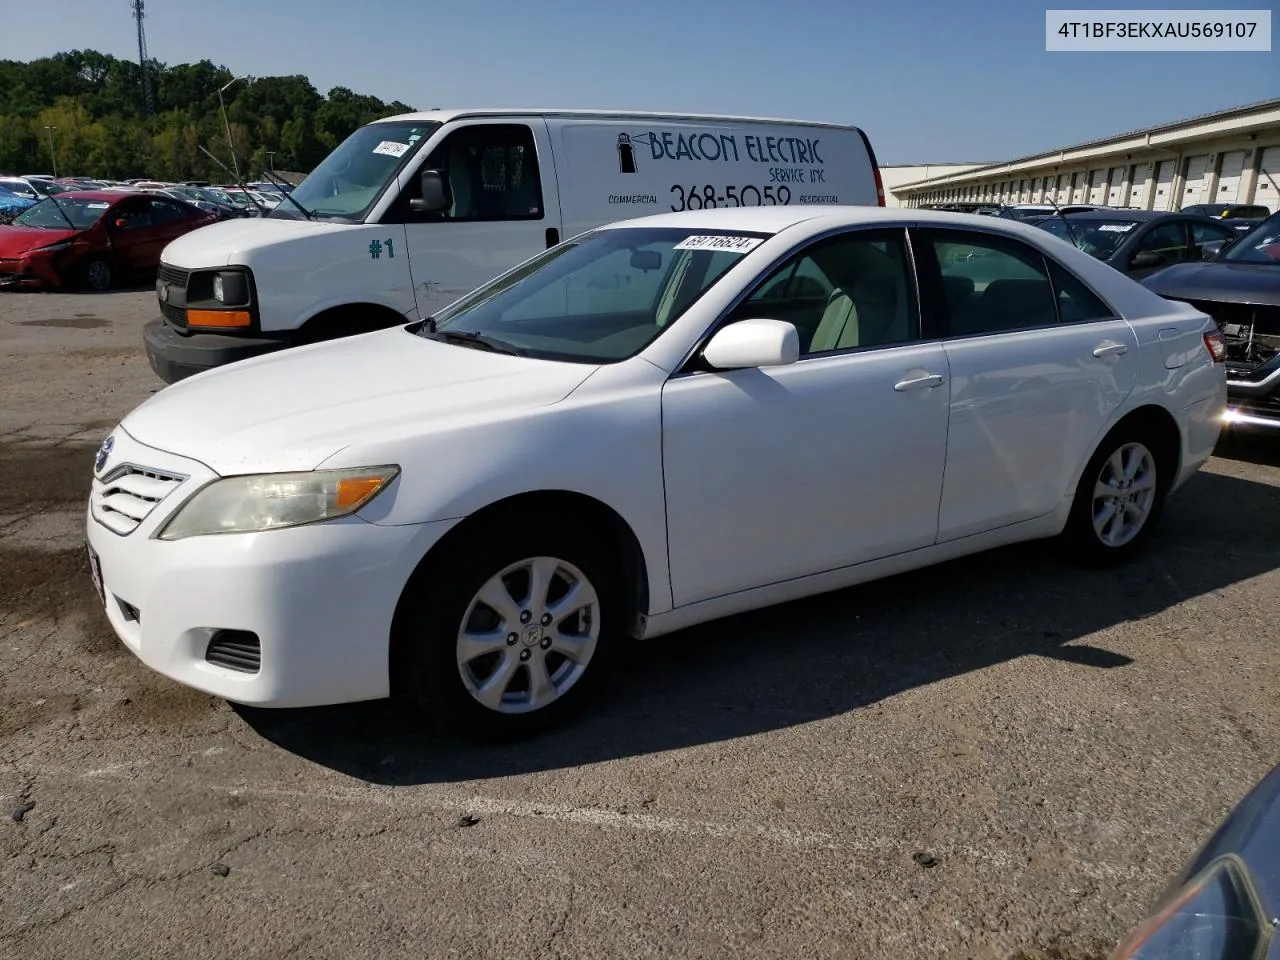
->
[88,207,1226,709]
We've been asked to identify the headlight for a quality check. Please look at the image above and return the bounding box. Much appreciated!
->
[1112,856,1270,960]
[156,465,399,540]
[211,270,248,305]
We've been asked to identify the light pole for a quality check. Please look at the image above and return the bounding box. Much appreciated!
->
[218,75,252,180]
[266,150,275,172]
[43,125,58,178]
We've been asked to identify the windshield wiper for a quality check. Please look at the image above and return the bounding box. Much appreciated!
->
[40,193,76,230]
[420,320,523,356]
[259,168,312,220]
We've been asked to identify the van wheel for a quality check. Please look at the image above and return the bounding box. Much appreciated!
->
[1063,428,1167,566]
[399,517,623,741]
[78,258,113,292]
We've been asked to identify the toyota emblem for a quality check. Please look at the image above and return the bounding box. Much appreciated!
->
[95,434,114,473]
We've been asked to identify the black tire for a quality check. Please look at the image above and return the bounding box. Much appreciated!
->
[1062,425,1169,567]
[397,516,625,742]
[77,257,113,292]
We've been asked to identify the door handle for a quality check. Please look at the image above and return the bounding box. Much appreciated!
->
[1092,341,1128,358]
[894,373,945,391]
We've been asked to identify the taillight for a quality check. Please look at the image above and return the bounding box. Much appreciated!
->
[873,165,885,206]
[1203,330,1227,363]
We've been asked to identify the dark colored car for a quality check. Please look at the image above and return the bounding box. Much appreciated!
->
[0,191,217,291]
[1033,210,1241,280]
[998,203,1103,220]
[1110,761,1280,958]
[1181,202,1272,231]
[1142,211,1280,430]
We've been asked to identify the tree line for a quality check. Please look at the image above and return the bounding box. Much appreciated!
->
[0,50,416,181]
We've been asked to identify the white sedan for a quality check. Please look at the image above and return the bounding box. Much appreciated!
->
[86,206,1227,738]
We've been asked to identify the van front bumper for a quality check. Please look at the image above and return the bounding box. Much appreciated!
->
[144,317,291,384]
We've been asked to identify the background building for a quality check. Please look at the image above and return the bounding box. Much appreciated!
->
[891,99,1280,213]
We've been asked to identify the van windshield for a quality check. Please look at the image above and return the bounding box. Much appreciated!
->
[272,120,439,223]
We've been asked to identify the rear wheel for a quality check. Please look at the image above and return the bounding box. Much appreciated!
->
[1063,429,1167,566]
[399,517,623,741]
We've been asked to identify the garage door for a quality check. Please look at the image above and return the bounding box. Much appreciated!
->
[1215,151,1247,203]
[1087,169,1107,204]
[1128,162,1153,209]
[1152,160,1176,210]
[1107,166,1128,206]
[1072,173,1088,204]
[1257,147,1280,212]
[1056,174,1071,203]
[1181,154,1209,208]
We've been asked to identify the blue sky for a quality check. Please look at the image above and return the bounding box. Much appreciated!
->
[3,0,1276,164]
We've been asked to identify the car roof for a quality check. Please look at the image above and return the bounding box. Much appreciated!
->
[1049,209,1184,221]
[373,108,861,131]
[597,204,1082,235]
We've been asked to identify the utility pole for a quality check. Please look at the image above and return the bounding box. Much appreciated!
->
[218,75,252,180]
[43,125,58,178]
[266,151,275,172]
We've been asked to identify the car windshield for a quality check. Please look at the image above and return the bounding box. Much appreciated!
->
[0,180,37,198]
[1220,213,1280,264]
[13,196,109,230]
[273,120,440,222]
[423,227,767,363]
[1036,217,1139,259]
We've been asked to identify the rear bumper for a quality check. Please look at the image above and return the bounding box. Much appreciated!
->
[144,317,290,384]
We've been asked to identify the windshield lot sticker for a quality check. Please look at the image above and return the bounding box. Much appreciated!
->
[87,202,110,208]
[1097,223,1136,232]
[372,140,411,158]
[673,235,765,253]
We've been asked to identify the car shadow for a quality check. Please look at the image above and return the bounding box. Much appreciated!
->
[1215,429,1280,469]
[235,467,1280,784]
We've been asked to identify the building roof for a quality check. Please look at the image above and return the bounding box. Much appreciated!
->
[896,98,1280,192]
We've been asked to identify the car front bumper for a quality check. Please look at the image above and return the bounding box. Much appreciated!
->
[85,428,455,707]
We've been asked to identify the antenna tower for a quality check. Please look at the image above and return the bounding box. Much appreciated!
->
[131,0,155,117]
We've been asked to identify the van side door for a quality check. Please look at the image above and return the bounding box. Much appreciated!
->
[383,118,563,318]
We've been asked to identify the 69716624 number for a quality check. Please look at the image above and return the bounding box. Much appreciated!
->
[670,185,792,211]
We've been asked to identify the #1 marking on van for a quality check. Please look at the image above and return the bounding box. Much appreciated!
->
[672,235,765,253]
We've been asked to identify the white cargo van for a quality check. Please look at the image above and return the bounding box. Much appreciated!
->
[145,109,884,382]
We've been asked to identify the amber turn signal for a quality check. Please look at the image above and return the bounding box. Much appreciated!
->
[187,309,251,329]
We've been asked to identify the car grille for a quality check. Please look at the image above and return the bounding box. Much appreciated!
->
[157,264,190,329]
[205,631,261,674]
[1179,299,1280,382]
[91,465,187,536]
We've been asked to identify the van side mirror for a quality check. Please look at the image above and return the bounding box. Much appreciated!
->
[410,169,448,214]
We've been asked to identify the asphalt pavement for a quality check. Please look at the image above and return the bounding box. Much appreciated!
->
[1,288,1278,960]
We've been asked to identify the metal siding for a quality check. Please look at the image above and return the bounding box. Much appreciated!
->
[1153,159,1176,210]
[1181,154,1210,207]
[1128,162,1152,209]
[1107,166,1127,205]
[1259,147,1280,212]
[1214,150,1246,203]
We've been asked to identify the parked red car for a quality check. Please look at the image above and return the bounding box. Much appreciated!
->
[0,191,216,291]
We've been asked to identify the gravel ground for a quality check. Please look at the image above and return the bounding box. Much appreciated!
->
[1,289,1278,960]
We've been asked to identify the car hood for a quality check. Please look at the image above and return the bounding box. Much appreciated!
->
[160,215,352,268]
[0,226,80,258]
[121,329,599,475]
[1142,261,1280,306]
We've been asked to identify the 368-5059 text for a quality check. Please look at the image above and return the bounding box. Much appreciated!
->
[670,185,792,211]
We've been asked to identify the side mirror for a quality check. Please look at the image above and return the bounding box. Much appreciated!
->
[409,169,448,213]
[1130,250,1162,270]
[1200,240,1227,261]
[702,318,799,370]
[114,218,129,229]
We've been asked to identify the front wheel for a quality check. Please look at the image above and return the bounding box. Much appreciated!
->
[1063,431,1167,566]
[398,518,624,741]
[77,257,113,292]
